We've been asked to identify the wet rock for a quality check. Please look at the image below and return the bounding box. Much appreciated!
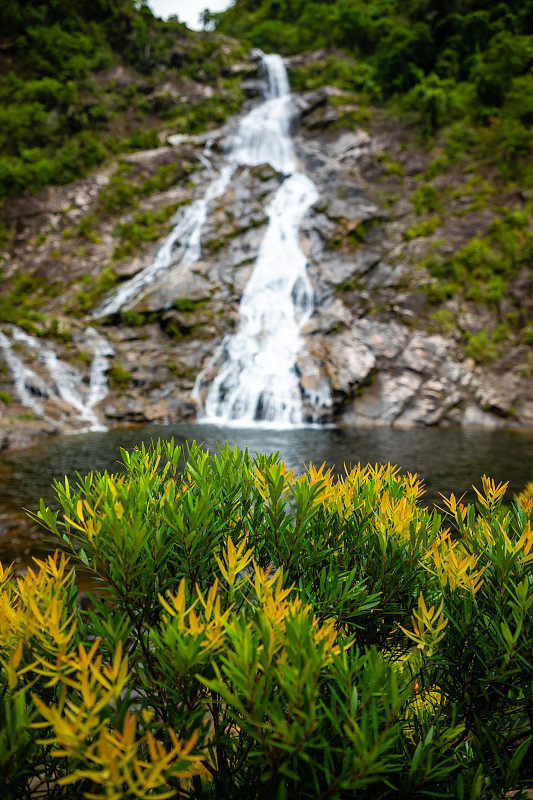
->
[0,418,60,451]
[296,88,363,131]
[475,373,520,417]
[343,372,424,427]
[328,131,372,162]
[323,193,379,223]
[366,261,407,291]
[104,395,146,421]
[399,334,449,375]
[144,400,170,422]
[394,381,462,427]
[322,329,376,393]
[462,404,506,428]
[514,399,533,427]
[131,262,213,313]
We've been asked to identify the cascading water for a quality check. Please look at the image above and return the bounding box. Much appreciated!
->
[93,54,301,322]
[93,164,235,318]
[1,53,329,435]
[0,325,113,432]
[195,54,328,426]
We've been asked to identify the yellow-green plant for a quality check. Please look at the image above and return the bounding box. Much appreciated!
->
[1,440,533,797]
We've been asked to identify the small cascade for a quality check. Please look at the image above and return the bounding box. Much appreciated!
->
[82,329,115,426]
[93,164,235,318]
[202,173,318,425]
[228,54,295,174]
[0,329,50,417]
[0,325,113,432]
[196,54,330,426]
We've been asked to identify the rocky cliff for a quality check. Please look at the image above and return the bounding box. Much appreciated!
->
[1,50,532,451]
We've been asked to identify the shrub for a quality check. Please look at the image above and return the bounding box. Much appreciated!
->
[402,75,474,137]
[73,267,119,315]
[464,329,499,363]
[404,215,441,241]
[0,440,531,798]
[410,183,442,216]
[112,204,180,261]
[375,23,435,96]
[107,363,131,389]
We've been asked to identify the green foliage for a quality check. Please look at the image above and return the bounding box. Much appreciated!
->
[464,330,499,364]
[98,163,195,216]
[173,297,206,313]
[425,210,533,312]
[427,308,457,336]
[74,351,92,365]
[375,23,434,97]
[76,215,100,243]
[289,54,376,95]
[410,184,442,216]
[112,203,181,260]
[107,363,131,389]
[382,158,404,178]
[166,87,245,135]
[0,390,12,404]
[73,267,118,315]
[404,216,441,241]
[0,440,529,797]
[0,272,55,331]
[120,310,147,327]
[402,75,475,137]
[0,1,247,202]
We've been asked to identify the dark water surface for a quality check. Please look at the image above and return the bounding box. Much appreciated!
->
[1,423,533,565]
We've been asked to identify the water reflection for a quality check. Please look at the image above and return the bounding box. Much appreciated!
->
[1,423,533,564]
[2,422,533,510]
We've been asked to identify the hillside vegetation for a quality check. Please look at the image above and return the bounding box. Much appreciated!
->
[213,0,533,365]
[0,0,246,201]
[216,0,533,159]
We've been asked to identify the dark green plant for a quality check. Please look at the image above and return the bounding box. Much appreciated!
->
[173,297,206,313]
[73,267,118,315]
[464,329,499,363]
[404,215,441,240]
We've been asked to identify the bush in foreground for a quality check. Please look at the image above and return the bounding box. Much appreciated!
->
[1,439,533,798]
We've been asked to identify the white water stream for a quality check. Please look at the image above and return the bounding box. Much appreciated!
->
[93,164,235,318]
[92,56,300,321]
[0,326,113,432]
[196,54,326,426]
[1,54,328,433]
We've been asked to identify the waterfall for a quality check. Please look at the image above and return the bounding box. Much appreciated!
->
[1,53,330,436]
[195,54,327,427]
[0,325,113,432]
[93,164,235,318]
[92,55,299,321]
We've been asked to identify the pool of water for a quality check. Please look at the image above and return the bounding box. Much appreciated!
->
[1,422,533,565]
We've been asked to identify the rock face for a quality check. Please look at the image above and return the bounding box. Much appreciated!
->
[1,51,532,451]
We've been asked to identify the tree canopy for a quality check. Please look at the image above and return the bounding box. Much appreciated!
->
[215,0,533,107]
